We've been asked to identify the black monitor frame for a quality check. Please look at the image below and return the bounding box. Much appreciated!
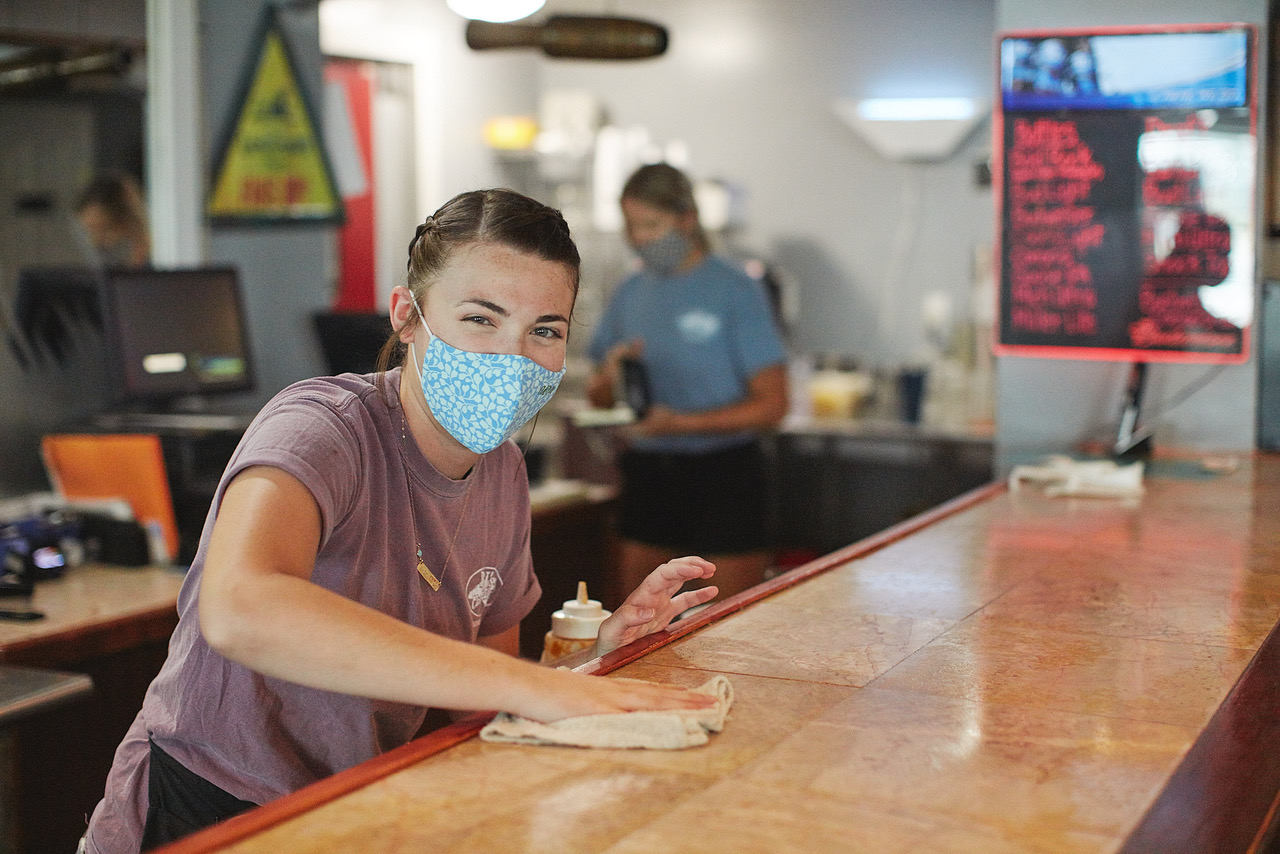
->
[99,266,256,411]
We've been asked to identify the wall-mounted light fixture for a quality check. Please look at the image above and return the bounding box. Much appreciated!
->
[833,96,987,162]
[447,0,545,24]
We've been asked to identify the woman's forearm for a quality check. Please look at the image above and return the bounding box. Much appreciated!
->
[199,570,542,712]
[637,363,789,437]
[199,467,715,725]
[199,570,713,723]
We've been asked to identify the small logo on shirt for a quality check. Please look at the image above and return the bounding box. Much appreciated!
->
[467,567,502,619]
[677,310,722,343]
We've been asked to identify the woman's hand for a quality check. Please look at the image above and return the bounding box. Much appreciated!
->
[607,339,644,375]
[514,667,715,723]
[595,556,717,655]
[586,339,644,409]
[629,403,686,437]
[627,363,789,439]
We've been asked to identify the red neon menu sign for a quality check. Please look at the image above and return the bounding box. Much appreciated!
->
[995,24,1255,364]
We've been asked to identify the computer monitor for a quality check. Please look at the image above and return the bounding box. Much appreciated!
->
[312,310,391,376]
[100,267,255,410]
[995,23,1256,457]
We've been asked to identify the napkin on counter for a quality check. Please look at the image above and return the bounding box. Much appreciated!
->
[1009,454,1145,498]
[480,675,733,750]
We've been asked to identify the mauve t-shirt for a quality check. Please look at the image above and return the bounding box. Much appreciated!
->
[85,370,541,853]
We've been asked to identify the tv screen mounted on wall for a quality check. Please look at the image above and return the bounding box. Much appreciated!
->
[994,23,1256,365]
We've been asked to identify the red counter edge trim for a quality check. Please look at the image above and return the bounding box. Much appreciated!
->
[572,479,1007,676]
[149,480,1006,854]
[1118,612,1280,854]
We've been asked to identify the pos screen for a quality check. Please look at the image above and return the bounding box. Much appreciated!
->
[100,267,255,407]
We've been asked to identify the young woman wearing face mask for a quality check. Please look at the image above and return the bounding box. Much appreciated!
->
[82,189,718,854]
[586,164,789,603]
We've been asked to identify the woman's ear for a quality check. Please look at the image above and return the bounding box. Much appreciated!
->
[389,286,419,343]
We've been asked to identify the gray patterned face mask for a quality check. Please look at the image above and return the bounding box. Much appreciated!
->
[634,228,692,276]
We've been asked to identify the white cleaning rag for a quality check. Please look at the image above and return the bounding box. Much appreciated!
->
[479,675,733,750]
[1009,454,1145,498]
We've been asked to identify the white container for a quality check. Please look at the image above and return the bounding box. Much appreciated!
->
[808,369,873,418]
[541,581,611,663]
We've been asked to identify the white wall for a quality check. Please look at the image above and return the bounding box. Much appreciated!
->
[320,0,539,211]
[321,0,997,375]
[994,0,1268,464]
[319,0,1271,463]
[538,0,997,371]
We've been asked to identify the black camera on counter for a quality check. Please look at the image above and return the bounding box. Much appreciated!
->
[0,512,74,596]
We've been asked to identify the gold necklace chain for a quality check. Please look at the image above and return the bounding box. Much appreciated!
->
[401,409,474,592]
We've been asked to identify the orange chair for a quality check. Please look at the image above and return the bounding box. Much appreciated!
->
[40,433,179,563]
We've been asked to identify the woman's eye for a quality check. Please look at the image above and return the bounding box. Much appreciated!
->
[534,326,565,340]
[463,314,494,327]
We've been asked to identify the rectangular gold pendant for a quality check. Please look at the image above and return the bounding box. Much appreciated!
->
[417,560,442,591]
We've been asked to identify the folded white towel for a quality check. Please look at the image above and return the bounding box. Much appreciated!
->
[1009,454,1144,498]
[479,675,733,750]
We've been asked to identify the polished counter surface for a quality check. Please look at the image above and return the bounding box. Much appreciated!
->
[0,563,186,668]
[162,454,1280,853]
[0,665,93,725]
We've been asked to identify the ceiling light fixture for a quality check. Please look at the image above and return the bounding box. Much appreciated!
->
[855,97,979,122]
[833,97,987,162]
[447,0,545,24]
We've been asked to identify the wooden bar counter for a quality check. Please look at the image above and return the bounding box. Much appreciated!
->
[1,563,187,854]
[158,453,1280,854]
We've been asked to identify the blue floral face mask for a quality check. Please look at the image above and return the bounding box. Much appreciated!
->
[409,301,565,453]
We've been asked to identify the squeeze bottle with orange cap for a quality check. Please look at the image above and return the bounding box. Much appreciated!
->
[540,582,611,664]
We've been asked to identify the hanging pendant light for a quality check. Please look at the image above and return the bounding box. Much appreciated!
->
[447,0,546,24]
[465,14,669,60]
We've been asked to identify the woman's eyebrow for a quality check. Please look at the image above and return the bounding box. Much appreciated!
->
[460,298,507,316]
[460,299,568,326]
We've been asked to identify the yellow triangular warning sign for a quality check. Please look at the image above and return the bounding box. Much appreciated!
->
[208,15,342,222]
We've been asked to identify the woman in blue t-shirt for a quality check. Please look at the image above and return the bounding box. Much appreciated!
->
[587,164,789,601]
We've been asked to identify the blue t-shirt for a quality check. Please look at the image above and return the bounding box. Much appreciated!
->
[588,255,787,454]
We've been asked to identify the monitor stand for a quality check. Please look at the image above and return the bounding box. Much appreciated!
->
[1113,361,1153,460]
